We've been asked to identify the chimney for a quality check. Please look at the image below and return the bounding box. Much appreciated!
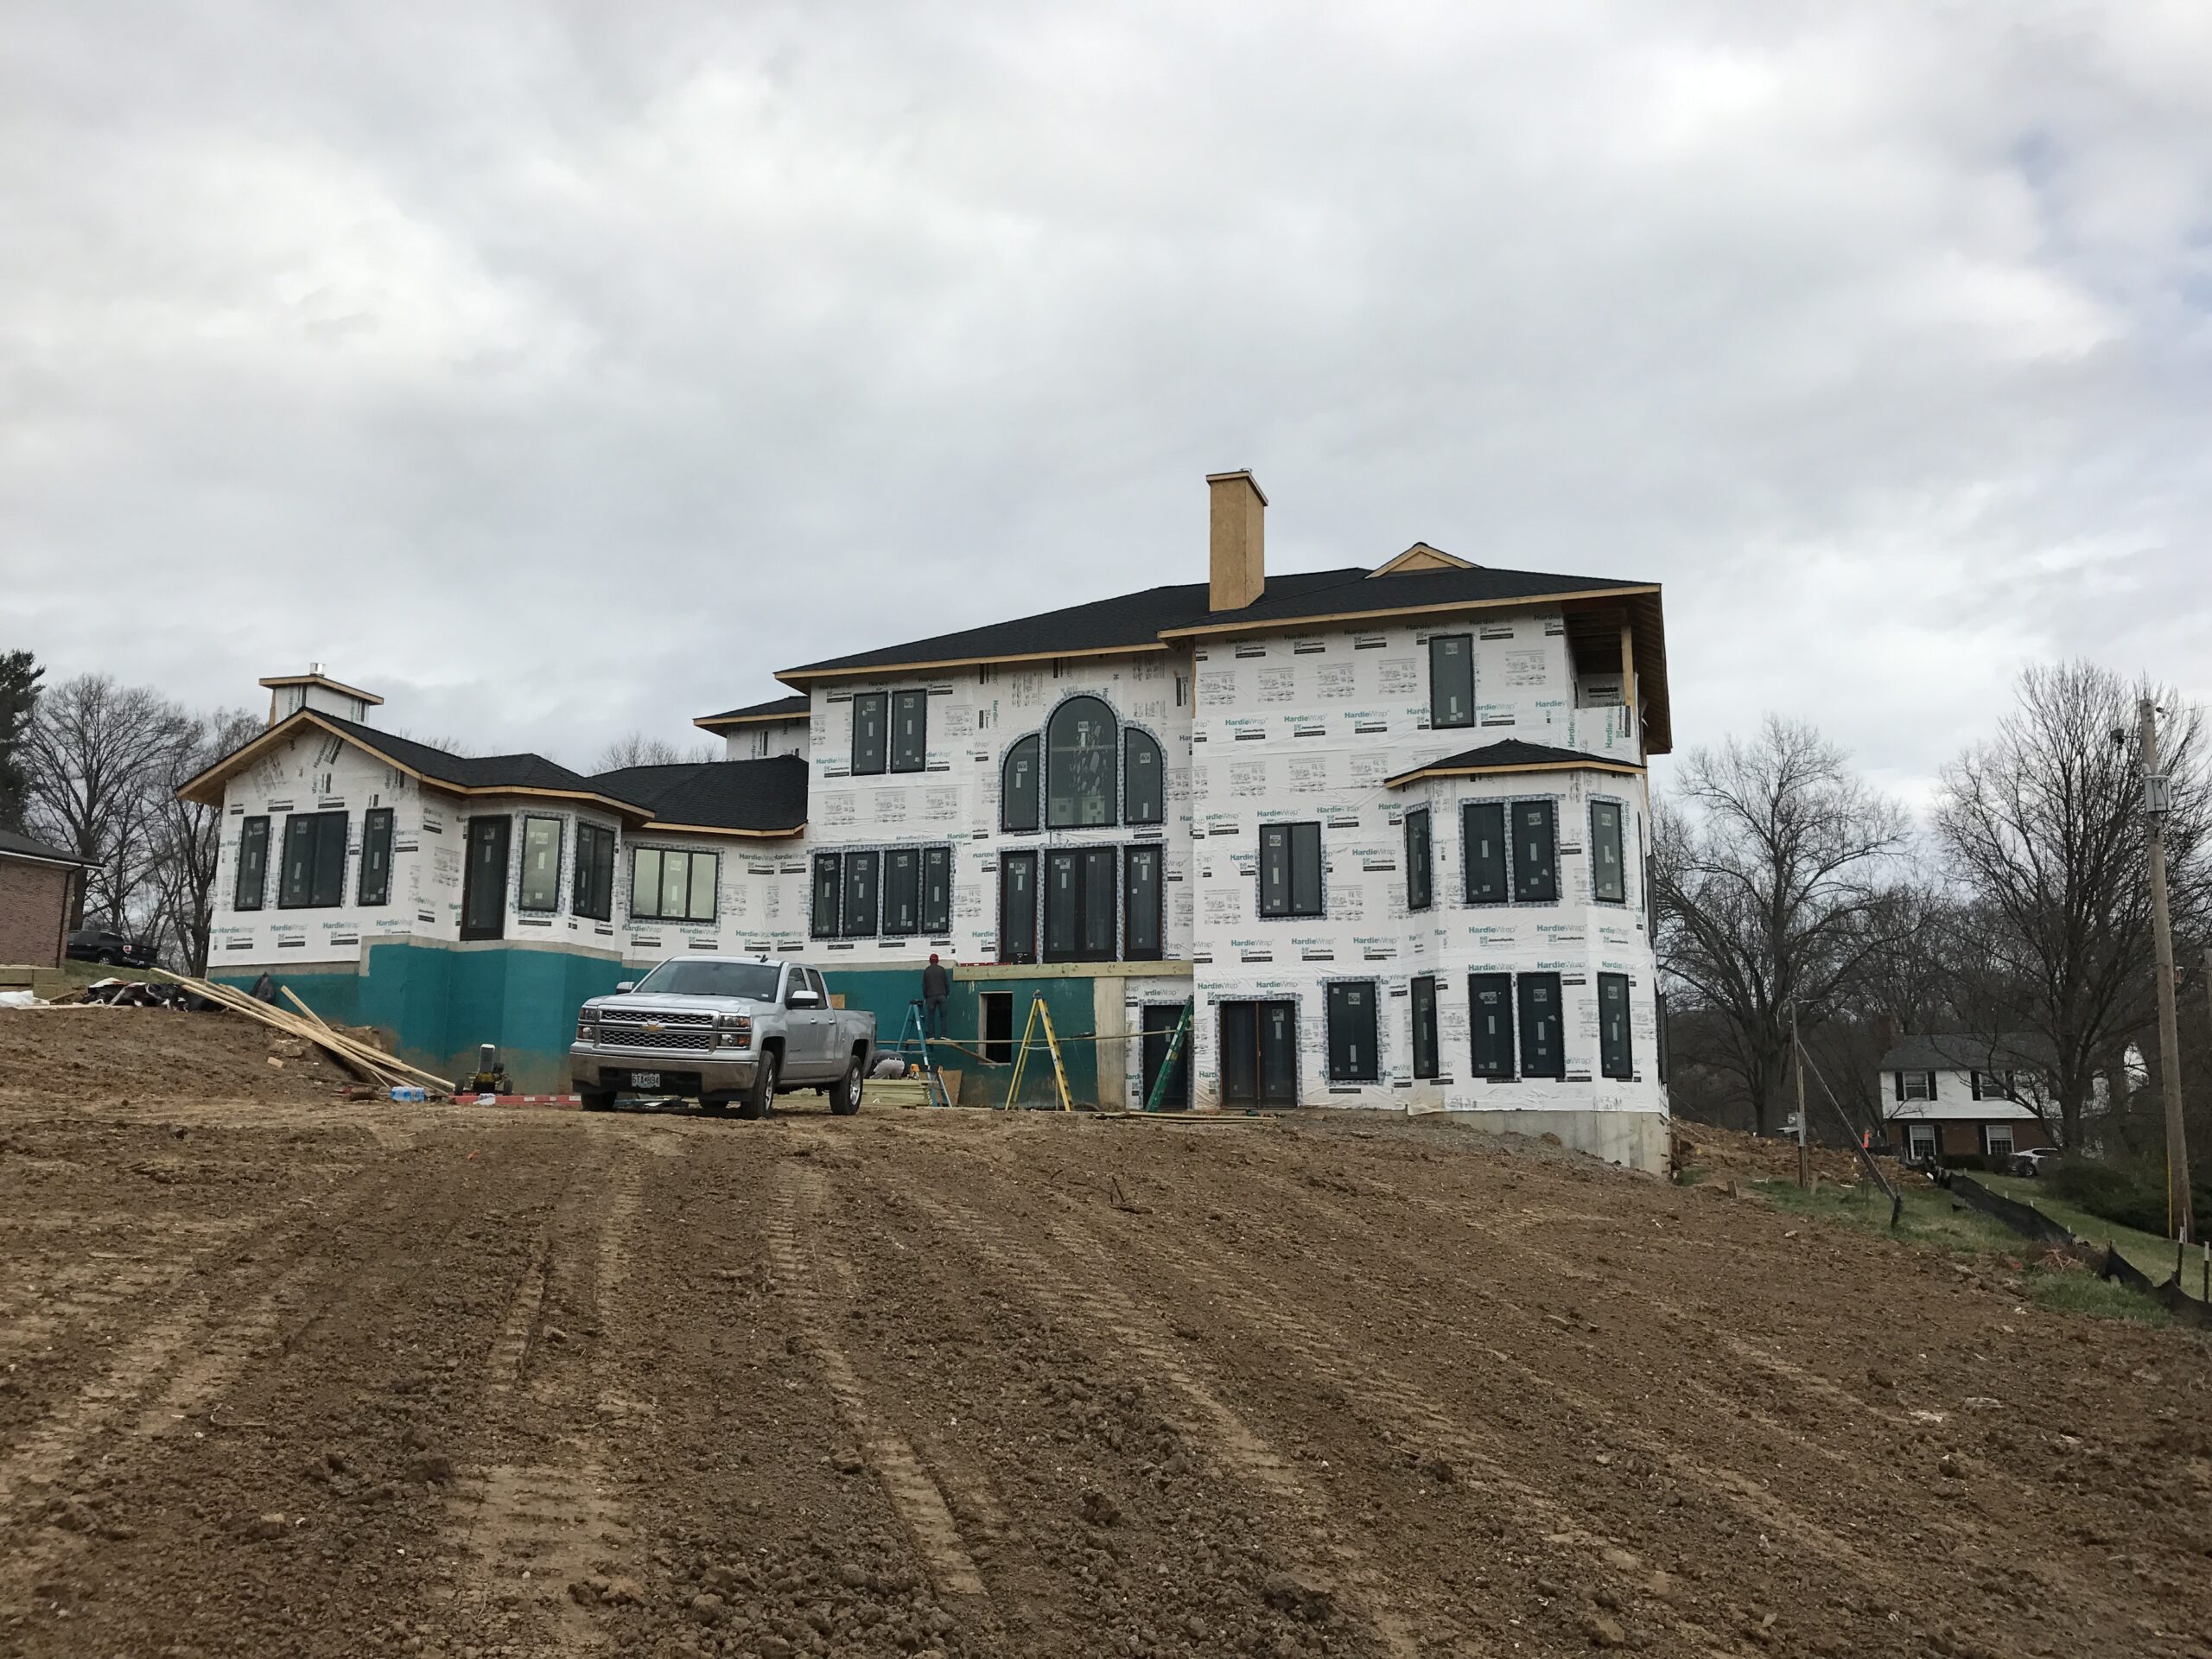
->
[1206,470,1267,612]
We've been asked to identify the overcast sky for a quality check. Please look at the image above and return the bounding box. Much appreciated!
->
[5,1,2209,797]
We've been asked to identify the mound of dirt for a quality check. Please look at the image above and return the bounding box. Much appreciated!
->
[1669,1118,1871,1186]
[0,1005,356,1103]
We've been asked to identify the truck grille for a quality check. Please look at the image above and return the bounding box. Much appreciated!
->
[601,1007,715,1027]
[598,1027,715,1053]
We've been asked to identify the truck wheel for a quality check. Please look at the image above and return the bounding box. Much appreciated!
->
[830,1054,864,1116]
[737,1052,778,1121]
[580,1090,617,1113]
[699,1095,730,1117]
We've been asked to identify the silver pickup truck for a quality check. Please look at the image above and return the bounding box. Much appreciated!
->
[569,957,876,1119]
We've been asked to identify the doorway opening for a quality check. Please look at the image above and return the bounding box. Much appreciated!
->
[1218,1000,1297,1109]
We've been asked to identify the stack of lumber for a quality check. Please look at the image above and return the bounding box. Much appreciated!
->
[149,968,454,1094]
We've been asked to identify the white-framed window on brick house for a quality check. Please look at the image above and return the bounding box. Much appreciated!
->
[1897,1071,1936,1102]
[1984,1123,2015,1160]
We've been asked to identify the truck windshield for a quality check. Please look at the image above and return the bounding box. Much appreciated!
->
[630,960,783,1001]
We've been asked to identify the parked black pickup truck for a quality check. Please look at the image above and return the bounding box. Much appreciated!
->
[65,928,156,969]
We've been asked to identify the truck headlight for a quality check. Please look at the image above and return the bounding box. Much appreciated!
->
[575,1010,598,1041]
[714,1012,752,1047]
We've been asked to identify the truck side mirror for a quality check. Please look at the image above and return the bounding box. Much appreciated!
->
[614,981,634,994]
[788,988,821,1007]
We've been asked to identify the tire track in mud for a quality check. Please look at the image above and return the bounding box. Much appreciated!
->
[898,1185,1420,1656]
[766,1160,986,1601]
[444,1134,658,1651]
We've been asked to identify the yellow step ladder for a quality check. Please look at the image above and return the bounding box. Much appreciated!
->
[1001,992,1075,1112]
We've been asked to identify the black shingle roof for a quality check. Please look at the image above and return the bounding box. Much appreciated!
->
[697,694,811,726]
[1385,739,1643,785]
[317,716,630,801]
[591,756,808,834]
[0,827,86,865]
[779,563,1654,677]
[1877,1033,2056,1074]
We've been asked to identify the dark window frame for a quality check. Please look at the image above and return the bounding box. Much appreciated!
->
[235,815,270,911]
[1428,633,1475,730]
[517,815,563,913]
[358,807,395,907]
[881,846,922,937]
[1325,980,1381,1083]
[1510,798,1560,905]
[1590,798,1627,906]
[572,822,616,922]
[1597,972,1632,1079]
[920,845,952,935]
[1045,695,1118,830]
[1404,807,1432,912]
[841,849,880,938]
[1257,821,1324,919]
[1410,975,1440,1079]
[1123,843,1163,962]
[277,810,349,910]
[890,689,928,773]
[1469,971,1514,1078]
[1516,972,1566,1079]
[1124,727,1166,826]
[850,691,888,776]
[629,845,719,924]
[1001,734,1041,832]
[998,849,1039,964]
[1462,801,1508,905]
[1044,845,1117,963]
[810,853,842,938]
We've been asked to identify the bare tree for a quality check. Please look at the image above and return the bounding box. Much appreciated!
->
[23,674,188,931]
[1656,716,1915,1134]
[143,708,260,972]
[593,732,715,772]
[1934,662,2211,1149]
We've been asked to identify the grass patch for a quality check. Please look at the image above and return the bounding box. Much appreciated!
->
[1674,1165,1710,1186]
[1978,1173,2206,1303]
[2021,1269,2170,1327]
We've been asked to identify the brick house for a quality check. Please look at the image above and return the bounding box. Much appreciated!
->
[0,829,88,969]
[1878,1033,2056,1164]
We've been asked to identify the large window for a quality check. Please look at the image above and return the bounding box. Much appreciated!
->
[1257,822,1324,918]
[1411,976,1440,1079]
[631,847,717,923]
[1984,1124,2015,1160]
[1044,847,1117,962]
[921,846,952,935]
[573,823,616,921]
[518,817,563,912]
[999,850,1038,963]
[358,808,394,906]
[234,816,270,911]
[1124,845,1162,961]
[883,848,921,936]
[278,810,348,909]
[891,690,927,772]
[851,692,887,776]
[1429,634,1474,729]
[1046,696,1116,828]
[1897,1071,1936,1102]
[1404,807,1432,912]
[1597,972,1632,1079]
[1325,981,1379,1082]
[1469,973,1513,1078]
[1125,728,1165,825]
[1511,801,1559,903]
[1516,973,1565,1078]
[841,850,880,938]
[1001,735,1041,832]
[1590,800,1627,905]
[810,853,841,938]
[1462,803,1506,904]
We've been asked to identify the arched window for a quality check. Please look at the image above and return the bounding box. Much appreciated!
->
[1124,728,1165,825]
[1001,734,1040,832]
[1046,696,1117,829]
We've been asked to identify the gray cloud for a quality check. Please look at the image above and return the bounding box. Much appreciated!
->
[5,1,2209,799]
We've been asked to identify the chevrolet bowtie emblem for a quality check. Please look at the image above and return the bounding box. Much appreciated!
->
[644,1020,664,1033]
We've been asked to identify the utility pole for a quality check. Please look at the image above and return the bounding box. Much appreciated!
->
[1793,1000,1809,1190]
[2138,697,2193,1244]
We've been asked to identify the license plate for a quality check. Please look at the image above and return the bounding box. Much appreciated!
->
[628,1071,660,1090]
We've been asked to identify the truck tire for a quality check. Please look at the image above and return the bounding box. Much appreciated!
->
[737,1051,779,1121]
[829,1052,864,1116]
[580,1089,617,1113]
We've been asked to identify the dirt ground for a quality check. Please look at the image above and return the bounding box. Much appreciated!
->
[3,1014,2210,1658]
